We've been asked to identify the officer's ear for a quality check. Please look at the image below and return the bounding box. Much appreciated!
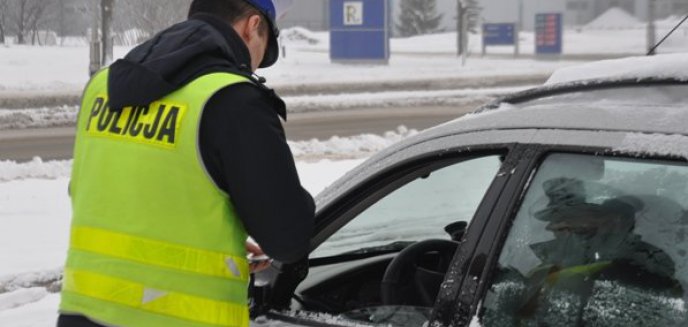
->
[235,14,263,44]
[248,15,264,39]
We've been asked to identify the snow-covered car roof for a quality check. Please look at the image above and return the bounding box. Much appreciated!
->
[546,53,688,85]
[315,57,688,210]
[432,54,688,140]
[441,80,687,136]
[428,54,688,138]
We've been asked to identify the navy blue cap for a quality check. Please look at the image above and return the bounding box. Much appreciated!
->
[244,0,280,68]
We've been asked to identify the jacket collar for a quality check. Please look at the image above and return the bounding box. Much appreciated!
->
[190,13,253,74]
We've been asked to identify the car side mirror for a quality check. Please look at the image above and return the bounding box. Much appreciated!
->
[444,221,468,242]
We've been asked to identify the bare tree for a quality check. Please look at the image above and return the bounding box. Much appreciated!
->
[6,0,58,44]
[115,0,190,37]
[0,0,8,43]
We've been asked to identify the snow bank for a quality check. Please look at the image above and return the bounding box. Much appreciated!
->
[280,26,323,45]
[0,288,49,311]
[546,53,688,85]
[0,87,515,130]
[0,106,77,129]
[0,127,412,182]
[4,26,688,95]
[0,269,62,294]
[0,157,72,182]
[585,7,641,30]
[0,32,571,95]
[284,86,524,113]
[0,293,60,326]
[289,126,418,159]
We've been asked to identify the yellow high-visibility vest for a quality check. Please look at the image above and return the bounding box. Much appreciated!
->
[60,68,253,327]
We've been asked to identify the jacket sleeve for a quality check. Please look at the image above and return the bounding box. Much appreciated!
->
[199,83,315,263]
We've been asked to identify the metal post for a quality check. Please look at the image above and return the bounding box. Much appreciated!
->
[59,0,65,46]
[461,9,468,66]
[482,28,486,57]
[515,25,520,57]
[457,0,463,57]
[457,0,468,65]
[518,0,524,31]
[647,0,656,55]
[89,1,102,76]
[101,0,114,66]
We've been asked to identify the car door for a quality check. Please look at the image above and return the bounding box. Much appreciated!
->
[253,140,526,326]
[460,146,688,327]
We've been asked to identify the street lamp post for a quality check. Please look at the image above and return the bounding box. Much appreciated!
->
[457,0,468,65]
[101,0,114,66]
[89,0,114,76]
[518,0,524,31]
[89,2,101,76]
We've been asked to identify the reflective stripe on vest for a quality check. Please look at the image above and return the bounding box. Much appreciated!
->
[61,69,252,327]
[70,226,250,281]
[62,269,248,327]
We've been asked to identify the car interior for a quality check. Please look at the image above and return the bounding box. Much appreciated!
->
[251,155,504,325]
[255,221,465,326]
[299,221,466,310]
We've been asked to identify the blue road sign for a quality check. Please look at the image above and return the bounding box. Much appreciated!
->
[483,23,516,46]
[535,13,563,55]
[330,0,390,63]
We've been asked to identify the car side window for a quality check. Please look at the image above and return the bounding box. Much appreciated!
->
[481,153,688,326]
[311,155,503,258]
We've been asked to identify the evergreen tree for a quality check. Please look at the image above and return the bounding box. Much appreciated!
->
[396,0,443,37]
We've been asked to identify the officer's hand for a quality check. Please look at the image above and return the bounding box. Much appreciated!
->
[246,241,272,273]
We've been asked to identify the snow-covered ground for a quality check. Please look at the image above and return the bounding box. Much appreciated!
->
[3,23,687,97]
[0,41,567,97]
[0,128,421,325]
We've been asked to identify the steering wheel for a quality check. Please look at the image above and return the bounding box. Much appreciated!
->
[381,239,459,307]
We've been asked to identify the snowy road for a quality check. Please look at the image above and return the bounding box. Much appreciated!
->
[0,104,481,162]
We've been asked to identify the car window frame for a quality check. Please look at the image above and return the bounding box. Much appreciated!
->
[262,142,519,326]
[429,143,539,326]
[449,143,688,327]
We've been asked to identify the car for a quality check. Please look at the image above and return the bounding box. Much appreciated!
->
[250,54,688,327]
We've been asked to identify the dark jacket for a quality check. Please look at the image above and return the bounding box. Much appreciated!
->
[59,13,314,327]
[97,14,313,263]
[106,13,314,263]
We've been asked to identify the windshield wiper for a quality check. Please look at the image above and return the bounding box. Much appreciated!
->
[309,241,414,266]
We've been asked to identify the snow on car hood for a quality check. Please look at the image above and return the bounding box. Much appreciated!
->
[546,54,688,85]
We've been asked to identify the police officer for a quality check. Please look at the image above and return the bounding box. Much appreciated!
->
[57,0,314,326]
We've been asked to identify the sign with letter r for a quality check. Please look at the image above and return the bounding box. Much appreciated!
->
[343,1,363,25]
